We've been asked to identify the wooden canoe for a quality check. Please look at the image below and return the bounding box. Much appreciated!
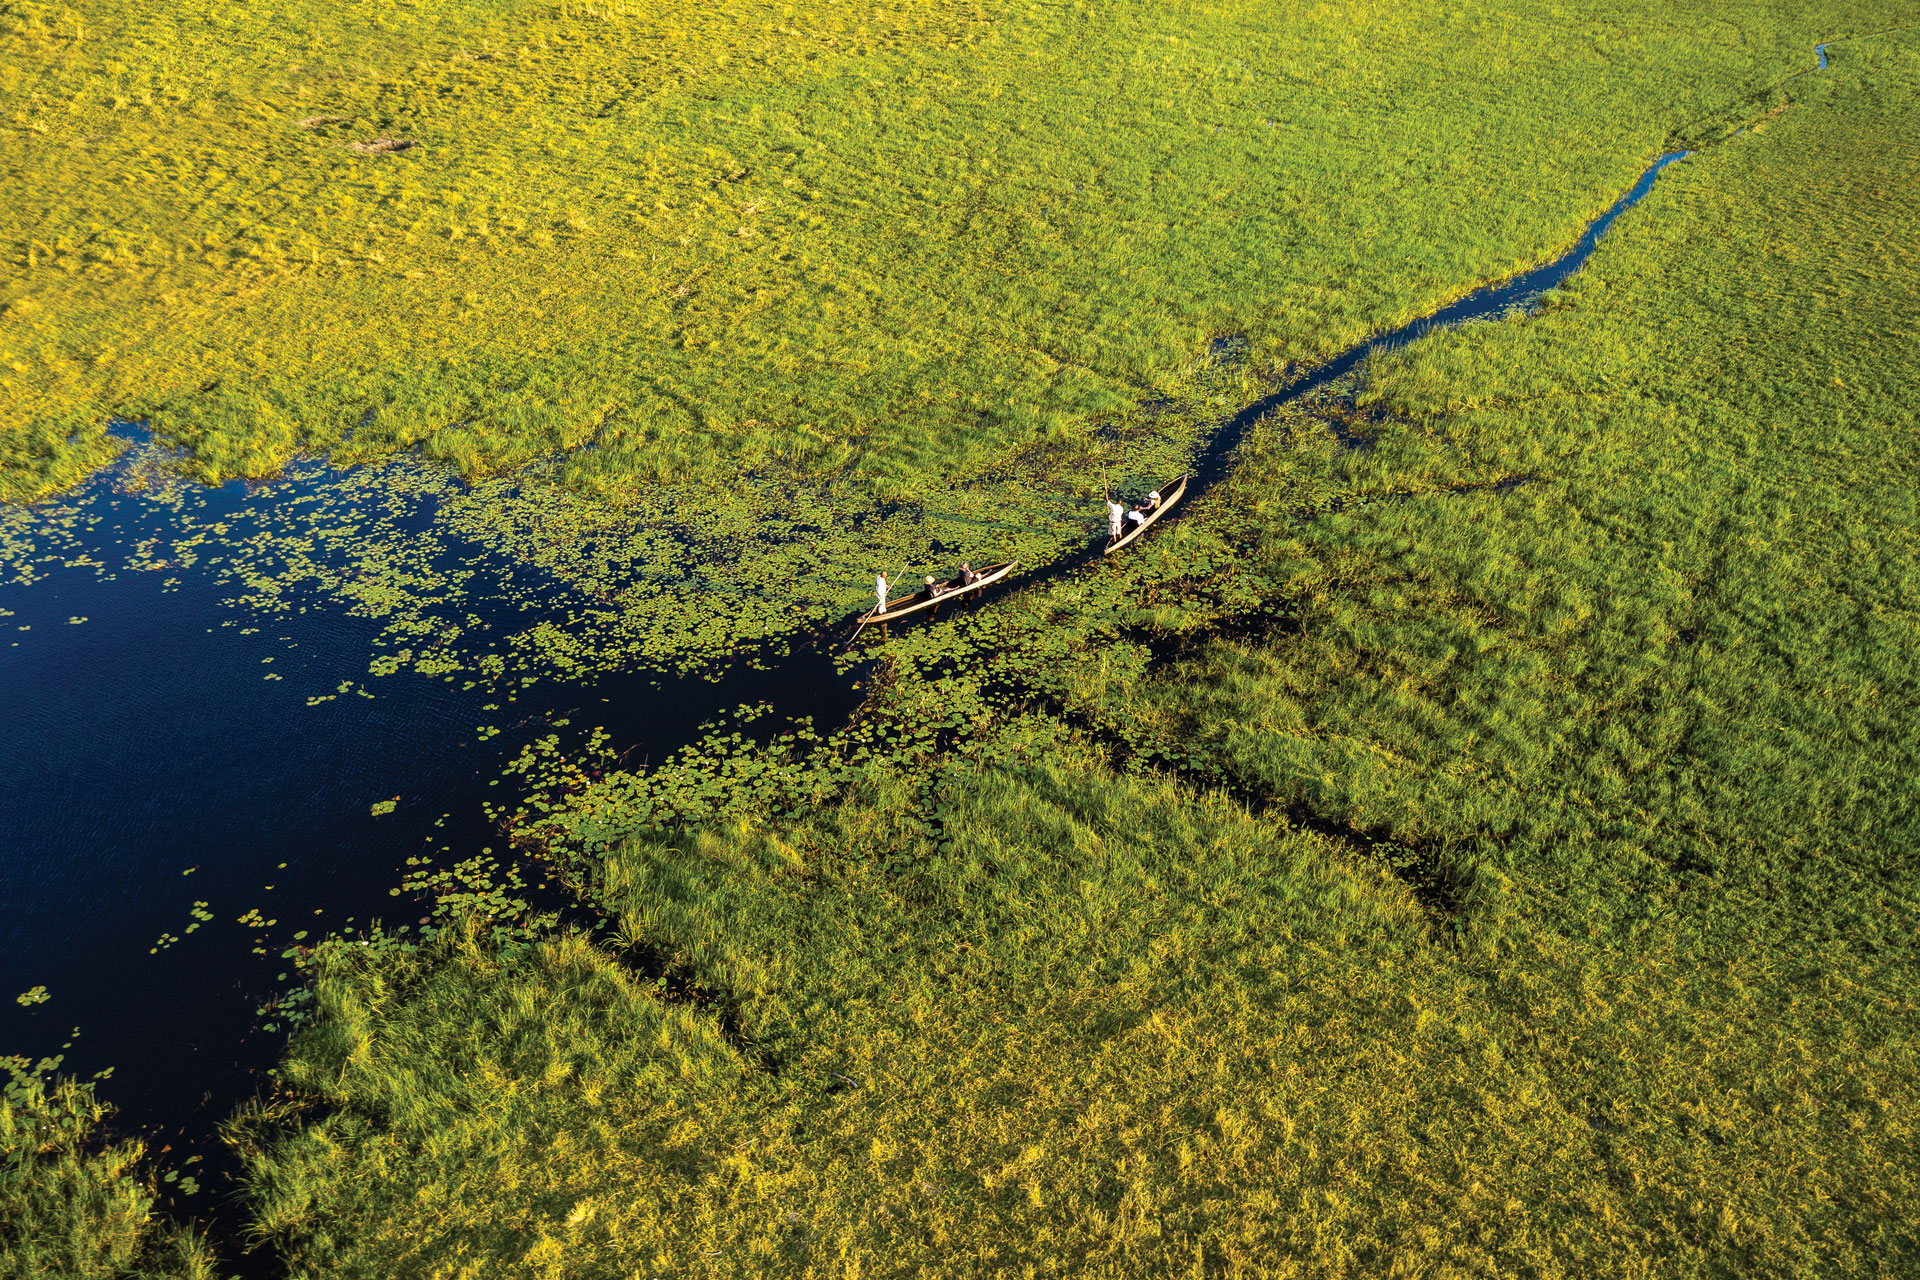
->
[1104,473,1188,555]
[855,560,1018,630]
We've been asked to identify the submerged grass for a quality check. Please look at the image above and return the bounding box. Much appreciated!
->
[5,0,1910,501]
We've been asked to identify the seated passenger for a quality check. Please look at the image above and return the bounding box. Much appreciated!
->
[959,561,977,586]
[925,574,946,598]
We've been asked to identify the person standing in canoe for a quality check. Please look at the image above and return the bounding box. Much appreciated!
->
[1105,493,1125,542]
[875,571,890,614]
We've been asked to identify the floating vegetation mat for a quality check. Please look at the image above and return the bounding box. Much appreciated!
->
[0,391,1207,689]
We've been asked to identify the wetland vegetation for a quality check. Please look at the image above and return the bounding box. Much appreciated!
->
[4,0,1918,1276]
[4,0,1899,501]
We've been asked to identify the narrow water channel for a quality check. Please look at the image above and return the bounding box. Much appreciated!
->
[3,123,1714,1154]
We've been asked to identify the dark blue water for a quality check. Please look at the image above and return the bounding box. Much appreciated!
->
[0,458,863,1139]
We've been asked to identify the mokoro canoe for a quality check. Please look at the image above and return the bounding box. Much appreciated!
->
[856,560,1018,629]
[1104,473,1188,555]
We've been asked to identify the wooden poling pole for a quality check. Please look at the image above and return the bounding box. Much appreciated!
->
[1103,475,1187,556]
[843,559,1015,649]
[844,561,907,651]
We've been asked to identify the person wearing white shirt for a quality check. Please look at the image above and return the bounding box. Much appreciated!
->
[875,572,890,613]
[1105,497,1125,540]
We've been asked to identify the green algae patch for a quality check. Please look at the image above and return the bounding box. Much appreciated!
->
[4,0,1896,503]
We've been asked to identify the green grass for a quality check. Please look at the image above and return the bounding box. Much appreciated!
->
[1087,28,1920,957]
[8,4,1920,1275]
[231,923,742,1275]
[8,0,1907,685]
[224,21,1920,1279]
[238,724,1917,1275]
[5,0,1905,501]
[1,1074,214,1279]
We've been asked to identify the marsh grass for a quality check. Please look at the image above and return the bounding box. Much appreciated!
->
[1095,30,1920,957]
[222,24,1920,1278]
[239,721,1919,1275]
[231,921,742,1275]
[12,6,1920,1276]
[6,0,1907,502]
[1,1075,214,1279]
